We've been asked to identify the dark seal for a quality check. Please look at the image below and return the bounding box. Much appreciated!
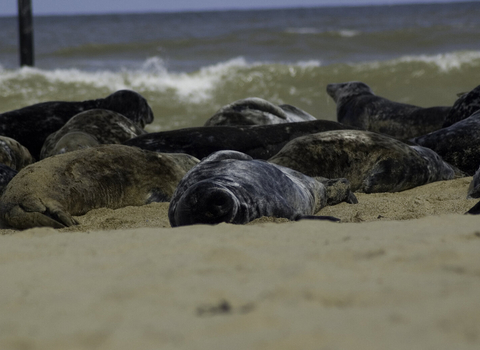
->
[269,129,459,193]
[411,110,480,175]
[326,81,450,140]
[0,136,35,194]
[442,84,480,128]
[467,164,480,199]
[168,150,357,227]
[0,90,154,159]
[124,120,356,160]
[40,109,147,159]
[204,97,316,126]
[0,145,199,229]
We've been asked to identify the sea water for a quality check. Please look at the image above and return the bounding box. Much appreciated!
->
[0,2,479,131]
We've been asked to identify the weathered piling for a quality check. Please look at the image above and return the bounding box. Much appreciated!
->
[18,0,34,67]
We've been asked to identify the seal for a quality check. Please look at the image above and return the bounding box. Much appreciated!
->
[0,164,18,196]
[204,97,316,126]
[0,90,154,159]
[124,120,356,160]
[40,109,147,159]
[442,84,480,127]
[168,150,357,227]
[0,144,199,229]
[269,129,459,193]
[467,164,480,198]
[0,136,35,170]
[326,81,450,140]
[411,110,480,175]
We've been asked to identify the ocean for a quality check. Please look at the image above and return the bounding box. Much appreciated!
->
[0,1,479,131]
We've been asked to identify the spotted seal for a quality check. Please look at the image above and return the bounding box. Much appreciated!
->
[40,109,147,159]
[0,136,35,194]
[269,129,459,193]
[0,145,199,229]
[124,120,356,160]
[411,110,480,175]
[442,85,480,128]
[326,81,450,140]
[168,150,357,227]
[204,97,316,126]
[0,90,154,159]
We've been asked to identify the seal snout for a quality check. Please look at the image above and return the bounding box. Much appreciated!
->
[171,183,239,227]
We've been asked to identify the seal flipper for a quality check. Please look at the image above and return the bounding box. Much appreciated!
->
[316,177,358,205]
[466,201,480,215]
[295,215,341,222]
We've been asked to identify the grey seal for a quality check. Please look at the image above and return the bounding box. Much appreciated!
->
[326,81,450,140]
[0,136,35,170]
[168,150,357,227]
[124,120,357,160]
[442,84,480,128]
[204,97,316,126]
[0,145,199,229]
[411,110,480,175]
[467,164,480,198]
[269,129,459,193]
[40,109,147,159]
[0,136,35,194]
[0,90,154,159]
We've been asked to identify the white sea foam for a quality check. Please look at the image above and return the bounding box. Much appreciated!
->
[351,51,480,73]
[285,28,360,38]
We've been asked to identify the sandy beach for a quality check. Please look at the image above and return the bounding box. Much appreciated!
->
[1,176,480,349]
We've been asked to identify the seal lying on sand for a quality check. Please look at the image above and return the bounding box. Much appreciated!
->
[326,81,450,140]
[204,97,316,126]
[0,136,35,194]
[40,109,147,159]
[442,85,480,128]
[467,165,480,199]
[0,136,35,170]
[269,130,459,193]
[411,110,480,175]
[0,90,154,159]
[124,120,356,160]
[169,151,357,227]
[0,145,199,229]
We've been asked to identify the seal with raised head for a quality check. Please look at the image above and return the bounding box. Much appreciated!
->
[0,145,199,229]
[204,97,316,126]
[442,84,480,128]
[168,150,357,227]
[124,120,356,160]
[411,110,480,175]
[40,109,147,159]
[269,129,460,193]
[0,90,154,159]
[326,81,450,140]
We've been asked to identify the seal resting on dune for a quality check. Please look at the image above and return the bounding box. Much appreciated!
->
[269,129,460,193]
[0,145,199,229]
[168,150,357,227]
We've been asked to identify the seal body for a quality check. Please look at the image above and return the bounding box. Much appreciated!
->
[0,145,199,229]
[40,109,147,159]
[269,130,458,193]
[168,150,356,227]
[467,165,480,198]
[0,136,35,170]
[124,120,356,160]
[443,85,480,128]
[326,81,450,140]
[204,97,316,126]
[411,110,480,175]
[0,90,154,159]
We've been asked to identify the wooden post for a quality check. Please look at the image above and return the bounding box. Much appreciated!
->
[18,0,34,67]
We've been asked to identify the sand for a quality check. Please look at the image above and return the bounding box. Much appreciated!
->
[1,176,480,349]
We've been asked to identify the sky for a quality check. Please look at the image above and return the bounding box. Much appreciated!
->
[2,0,474,16]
